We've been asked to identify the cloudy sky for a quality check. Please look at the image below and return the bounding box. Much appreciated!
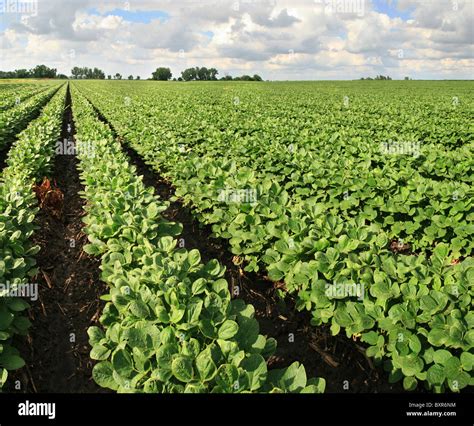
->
[0,0,473,80]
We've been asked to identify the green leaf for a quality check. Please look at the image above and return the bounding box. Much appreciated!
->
[398,354,424,377]
[0,354,25,370]
[83,243,104,256]
[192,278,207,295]
[93,362,118,390]
[460,352,474,371]
[267,362,307,393]
[88,326,105,346]
[427,364,445,386]
[196,348,217,381]
[215,364,239,392]
[432,350,452,365]
[130,300,150,318]
[90,344,111,361]
[199,320,217,339]
[218,320,239,340]
[403,376,418,391]
[240,354,267,391]
[302,377,326,393]
[171,356,194,383]
[427,328,447,346]
[187,249,201,268]
[112,349,134,377]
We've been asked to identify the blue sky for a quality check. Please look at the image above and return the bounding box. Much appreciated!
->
[371,0,414,20]
[87,8,170,24]
[1,0,472,80]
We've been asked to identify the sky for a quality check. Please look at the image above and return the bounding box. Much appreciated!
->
[0,0,473,80]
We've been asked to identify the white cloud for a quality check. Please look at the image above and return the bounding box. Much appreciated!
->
[0,0,472,79]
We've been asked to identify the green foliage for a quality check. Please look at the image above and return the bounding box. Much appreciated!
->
[0,84,66,389]
[72,80,473,393]
[71,84,325,394]
[152,67,172,81]
[0,84,61,150]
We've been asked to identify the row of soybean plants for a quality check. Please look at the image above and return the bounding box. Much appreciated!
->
[0,83,54,112]
[75,81,473,393]
[69,83,325,393]
[0,84,67,389]
[0,83,62,151]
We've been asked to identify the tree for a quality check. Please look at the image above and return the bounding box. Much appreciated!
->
[136,76,141,80]
[31,64,57,79]
[15,69,31,78]
[404,76,410,80]
[152,67,172,81]
[181,67,219,81]
[71,67,81,79]
[209,68,218,80]
[181,67,197,81]
[92,67,105,79]
[128,75,134,80]
[114,73,122,80]
[253,74,262,81]
[71,66,105,79]
[196,67,209,80]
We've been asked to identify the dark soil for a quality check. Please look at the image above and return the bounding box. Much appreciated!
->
[0,148,7,170]
[9,85,107,393]
[120,139,402,393]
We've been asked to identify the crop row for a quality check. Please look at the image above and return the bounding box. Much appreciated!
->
[0,85,67,389]
[75,81,473,392]
[0,84,62,151]
[0,84,53,112]
[69,84,325,393]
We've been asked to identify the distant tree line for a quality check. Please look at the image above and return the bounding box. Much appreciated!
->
[360,75,393,80]
[150,66,263,82]
[71,67,105,79]
[0,64,67,79]
[1,63,261,82]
